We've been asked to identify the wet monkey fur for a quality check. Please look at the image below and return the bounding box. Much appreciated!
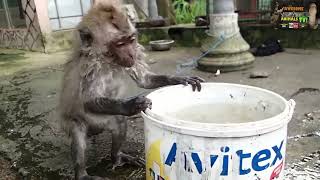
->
[59,0,204,179]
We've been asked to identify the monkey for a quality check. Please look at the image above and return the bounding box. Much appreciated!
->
[59,0,204,179]
[309,3,318,29]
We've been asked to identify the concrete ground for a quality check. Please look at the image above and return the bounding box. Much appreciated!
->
[0,47,319,179]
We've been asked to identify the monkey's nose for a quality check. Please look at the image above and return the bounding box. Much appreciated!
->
[129,53,136,60]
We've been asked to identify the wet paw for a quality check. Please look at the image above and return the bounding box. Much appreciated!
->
[172,76,205,92]
[127,95,152,115]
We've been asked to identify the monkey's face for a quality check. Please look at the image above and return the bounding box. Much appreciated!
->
[109,33,138,67]
[79,1,139,67]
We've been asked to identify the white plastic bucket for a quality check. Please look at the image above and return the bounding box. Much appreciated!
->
[142,83,295,180]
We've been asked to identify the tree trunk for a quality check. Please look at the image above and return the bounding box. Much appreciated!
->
[156,0,176,24]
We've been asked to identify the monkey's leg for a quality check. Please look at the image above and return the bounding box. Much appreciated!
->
[71,125,106,180]
[111,121,145,169]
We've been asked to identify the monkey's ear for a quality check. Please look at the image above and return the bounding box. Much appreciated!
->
[79,27,93,47]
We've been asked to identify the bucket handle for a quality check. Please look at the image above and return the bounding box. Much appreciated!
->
[287,99,296,123]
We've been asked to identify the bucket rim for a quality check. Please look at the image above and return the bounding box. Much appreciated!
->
[143,83,295,138]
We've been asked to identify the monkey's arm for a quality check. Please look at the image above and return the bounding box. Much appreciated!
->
[140,74,205,91]
[84,95,151,116]
[128,66,204,91]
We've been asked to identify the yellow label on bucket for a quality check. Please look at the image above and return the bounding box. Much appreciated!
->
[146,140,170,180]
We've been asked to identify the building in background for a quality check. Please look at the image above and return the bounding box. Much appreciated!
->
[48,0,91,31]
[0,0,274,52]
[0,0,46,51]
[0,0,92,52]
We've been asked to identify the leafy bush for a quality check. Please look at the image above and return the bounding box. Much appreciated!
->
[173,0,206,24]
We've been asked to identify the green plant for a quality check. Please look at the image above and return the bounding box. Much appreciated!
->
[173,0,206,24]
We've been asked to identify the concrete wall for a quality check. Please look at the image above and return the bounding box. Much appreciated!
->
[34,0,51,34]
[0,0,46,52]
[0,28,29,49]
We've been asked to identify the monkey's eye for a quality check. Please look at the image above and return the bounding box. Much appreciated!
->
[130,36,136,42]
[116,41,125,46]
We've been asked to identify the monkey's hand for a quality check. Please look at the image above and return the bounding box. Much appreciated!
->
[169,76,205,92]
[124,95,152,116]
[84,96,151,116]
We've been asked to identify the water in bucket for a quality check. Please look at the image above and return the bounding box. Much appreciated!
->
[171,103,278,124]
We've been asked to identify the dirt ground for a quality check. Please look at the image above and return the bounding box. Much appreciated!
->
[0,47,319,179]
[0,157,16,180]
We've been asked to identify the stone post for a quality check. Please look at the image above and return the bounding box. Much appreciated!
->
[198,0,255,72]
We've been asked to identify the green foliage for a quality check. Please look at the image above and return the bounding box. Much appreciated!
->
[173,0,206,24]
[139,34,150,45]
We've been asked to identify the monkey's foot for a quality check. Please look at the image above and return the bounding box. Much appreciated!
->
[112,152,145,170]
[79,175,109,180]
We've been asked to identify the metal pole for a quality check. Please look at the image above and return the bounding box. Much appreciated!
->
[79,0,84,16]
[53,0,62,29]
[3,0,13,28]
